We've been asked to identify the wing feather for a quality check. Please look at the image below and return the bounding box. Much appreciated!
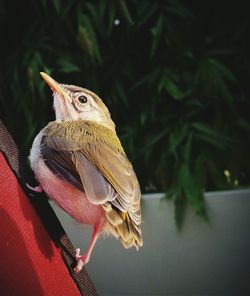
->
[43,123,142,247]
[44,134,141,212]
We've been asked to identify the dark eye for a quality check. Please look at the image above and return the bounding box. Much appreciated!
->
[78,95,88,103]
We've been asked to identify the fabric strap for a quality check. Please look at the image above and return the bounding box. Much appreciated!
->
[0,119,98,296]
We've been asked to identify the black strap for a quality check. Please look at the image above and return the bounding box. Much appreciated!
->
[0,119,98,296]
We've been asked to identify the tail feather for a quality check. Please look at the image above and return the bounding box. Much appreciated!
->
[102,203,143,249]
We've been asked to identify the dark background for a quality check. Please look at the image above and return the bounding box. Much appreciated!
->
[0,0,249,225]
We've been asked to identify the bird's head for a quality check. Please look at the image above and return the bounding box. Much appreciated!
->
[40,72,115,130]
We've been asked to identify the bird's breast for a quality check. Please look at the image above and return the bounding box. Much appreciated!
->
[34,158,106,226]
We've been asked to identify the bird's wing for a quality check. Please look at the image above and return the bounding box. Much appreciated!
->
[73,143,141,225]
[41,136,118,203]
[40,136,84,191]
[42,133,141,224]
[43,128,142,248]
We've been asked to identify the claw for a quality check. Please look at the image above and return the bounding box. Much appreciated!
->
[73,222,103,273]
[74,248,89,273]
[75,248,81,260]
[26,183,43,193]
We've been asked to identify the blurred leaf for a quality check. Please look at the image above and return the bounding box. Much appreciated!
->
[78,25,93,60]
[107,1,116,34]
[208,58,237,83]
[165,0,194,21]
[136,2,158,29]
[99,0,107,20]
[207,49,235,57]
[237,118,250,131]
[120,126,137,159]
[194,152,207,186]
[115,80,128,106]
[52,0,61,14]
[132,69,161,90]
[143,127,169,161]
[178,164,205,216]
[161,78,190,99]
[150,15,163,56]
[146,127,169,148]
[183,133,192,162]
[85,2,99,21]
[78,13,102,63]
[57,59,81,73]
[192,122,230,149]
[140,112,147,126]
[118,0,133,25]
[197,58,236,108]
[168,124,188,157]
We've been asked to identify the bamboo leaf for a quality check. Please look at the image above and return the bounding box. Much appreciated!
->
[57,59,81,73]
[85,2,99,21]
[115,80,128,106]
[165,0,194,21]
[196,134,227,149]
[158,71,191,99]
[150,15,164,55]
[136,2,158,29]
[192,122,231,149]
[194,152,207,186]
[146,127,169,147]
[99,0,107,19]
[132,69,161,90]
[183,133,192,162]
[161,79,190,100]
[192,122,219,137]
[178,164,206,216]
[78,25,93,60]
[168,124,188,155]
[78,14,102,63]
[143,127,169,161]
[108,1,116,34]
[208,58,237,83]
[52,0,61,14]
[118,0,133,25]
[237,118,250,131]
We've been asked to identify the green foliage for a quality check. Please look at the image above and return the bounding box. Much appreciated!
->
[0,0,250,229]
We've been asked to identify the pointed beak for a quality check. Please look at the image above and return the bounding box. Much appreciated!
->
[40,72,71,100]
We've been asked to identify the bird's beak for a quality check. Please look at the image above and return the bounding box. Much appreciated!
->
[40,72,71,100]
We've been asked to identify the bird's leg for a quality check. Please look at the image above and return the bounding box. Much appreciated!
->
[26,183,43,193]
[74,222,103,273]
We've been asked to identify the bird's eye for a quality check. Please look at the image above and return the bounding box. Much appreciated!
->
[78,95,88,103]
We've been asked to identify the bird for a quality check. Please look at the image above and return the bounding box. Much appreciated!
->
[28,72,143,272]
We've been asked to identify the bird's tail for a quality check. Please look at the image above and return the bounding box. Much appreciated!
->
[102,203,143,250]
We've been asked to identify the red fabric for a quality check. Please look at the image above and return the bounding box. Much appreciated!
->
[0,153,80,296]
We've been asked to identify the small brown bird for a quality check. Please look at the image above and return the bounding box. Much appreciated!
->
[28,72,143,272]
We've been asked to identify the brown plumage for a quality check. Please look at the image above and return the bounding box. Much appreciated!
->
[43,120,142,249]
[28,73,142,272]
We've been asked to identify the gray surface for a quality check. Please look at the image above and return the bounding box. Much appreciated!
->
[50,189,250,296]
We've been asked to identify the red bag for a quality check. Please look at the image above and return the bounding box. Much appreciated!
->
[0,120,98,296]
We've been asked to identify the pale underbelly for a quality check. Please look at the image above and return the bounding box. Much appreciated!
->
[35,159,106,226]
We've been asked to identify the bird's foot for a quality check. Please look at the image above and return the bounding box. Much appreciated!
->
[26,183,43,193]
[74,248,89,273]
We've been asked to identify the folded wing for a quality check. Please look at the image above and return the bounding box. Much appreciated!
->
[42,129,142,248]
